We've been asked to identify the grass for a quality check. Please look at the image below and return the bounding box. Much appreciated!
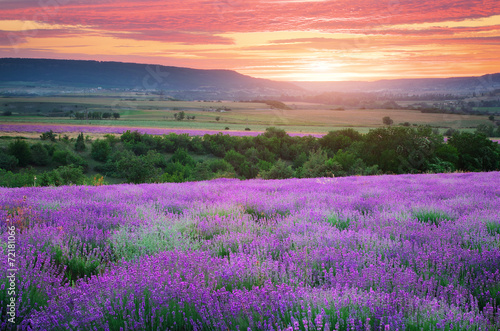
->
[413,209,455,226]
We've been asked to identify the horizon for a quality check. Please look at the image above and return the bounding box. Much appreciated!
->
[0,1,499,82]
[4,57,500,83]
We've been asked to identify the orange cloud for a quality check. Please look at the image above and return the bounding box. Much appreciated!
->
[0,0,498,80]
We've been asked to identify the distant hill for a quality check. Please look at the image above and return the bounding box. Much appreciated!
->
[0,58,302,99]
[293,74,500,95]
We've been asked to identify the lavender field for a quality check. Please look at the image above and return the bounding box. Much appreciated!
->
[1,172,500,330]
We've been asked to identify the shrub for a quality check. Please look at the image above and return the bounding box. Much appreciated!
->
[91,139,112,162]
[40,130,57,142]
[260,159,294,179]
[0,152,18,170]
[8,139,32,167]
[30,143,50,166]
[52,150,69,165]
[382,116,394,125]
[302,149,330,178]
[74,132,86,152]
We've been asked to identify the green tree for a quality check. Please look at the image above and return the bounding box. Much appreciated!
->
[40,130,57,142]
[448,132,500,171]
[301,149,330,178]
[91,139,112,162]
[116,153,158,183]
[261,159,294,179]
[0,151,18,170]
[383,116,394,125]
[8,139,32,167]
[170,148,195,167]
[75,132,86,152]
[30,143,50,166]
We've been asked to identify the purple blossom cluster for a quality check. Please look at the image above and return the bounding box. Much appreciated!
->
[0,123,322,138]
[1,172,500,330]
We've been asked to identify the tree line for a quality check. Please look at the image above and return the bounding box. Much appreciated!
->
[73,112,120,120]
[0,126,499,187]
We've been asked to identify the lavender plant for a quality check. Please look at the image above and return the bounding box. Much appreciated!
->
[0,172,498,330]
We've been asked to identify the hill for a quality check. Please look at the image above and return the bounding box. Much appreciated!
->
[293,74,500,95]
[0,58,302,99]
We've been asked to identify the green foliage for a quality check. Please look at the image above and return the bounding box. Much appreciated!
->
[52,150,69,165]
[38,165,86,186]
[326,215,351,231]
[116,152,160,184]
[74,132,86,152]
[67,153,88,172]
[190,162,213,181]
[8,139,32,167]
[0,151,18,170]
[170,148,195,167]
[160,162,192,183]
[383,116,394,125]
[448,132,500,171]
[2,110,12,116]
[301,149,330,178]
[91,139,112,162]
[40,130,57,142]
[293,151,308,169]
[111,223,200,261]
[476,123,496,137]
[30,143,50,166]
[260,159,294,179]
[413,210,454,227]
[121,130,142,143]
[485,221,500,236]
[103,134,119,145]
[224,149,245,169]
[362,126,442,173]
[320,128,362,155]
[0,168,36,187]
[206,159,234,174]
[245,206,290,222]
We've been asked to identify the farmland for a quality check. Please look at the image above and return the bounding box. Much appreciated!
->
[1,172,499,330]
[0,97,494,136]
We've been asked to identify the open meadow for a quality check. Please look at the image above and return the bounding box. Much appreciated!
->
[1,172,499,330]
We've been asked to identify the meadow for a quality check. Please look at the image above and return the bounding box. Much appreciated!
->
[1,172,499,330]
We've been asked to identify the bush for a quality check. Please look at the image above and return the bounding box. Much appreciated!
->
[53,150,69,165]
[67,153,89,172]
[383,116,394,125]
[206,159,234,174]
[74,133,86,152]
[302,149,330,178]
[0,168,36,187]
[448,132,500,171]
[91,139,112,162]
[260,159,294,179]
[170,148,195,167]
[40,130,57,142]
[30,143,50,166]
[0,151,18,170]
[8,139,32,167]
[2,110,12,116]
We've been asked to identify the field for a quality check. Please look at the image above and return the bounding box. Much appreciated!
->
[1,172,499,330]
[0,97,493,136]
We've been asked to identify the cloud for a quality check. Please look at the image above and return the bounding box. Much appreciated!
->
[1,0,498,34]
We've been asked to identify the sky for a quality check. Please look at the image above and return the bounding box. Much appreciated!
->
[0,0,499,81]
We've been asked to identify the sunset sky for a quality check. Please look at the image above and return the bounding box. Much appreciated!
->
[0,0,499,81]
